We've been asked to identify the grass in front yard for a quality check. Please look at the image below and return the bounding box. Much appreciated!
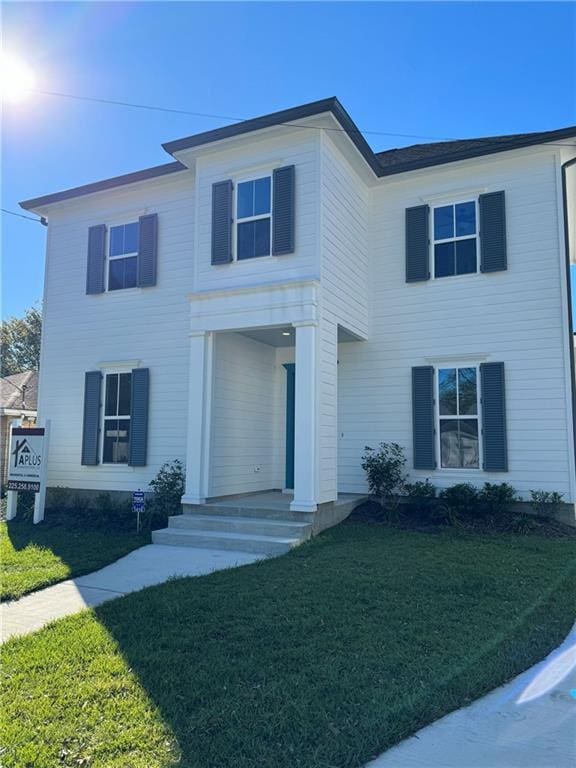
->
[2,523,575,768]
[1,520,148,600]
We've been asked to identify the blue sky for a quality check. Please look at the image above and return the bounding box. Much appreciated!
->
[2,1,575,319]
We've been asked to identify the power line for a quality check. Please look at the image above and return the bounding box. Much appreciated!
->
[37,89,576,149]
[35,89,459,142]
[1,208,44,224]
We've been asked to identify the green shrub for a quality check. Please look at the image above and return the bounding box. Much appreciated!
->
[478,482,518,519]
[146,460,186,529]
[529,490,564,517]
[404,479,437,518]
[507,513,540,535]
[361,443,407,518]
[437,483,479,526]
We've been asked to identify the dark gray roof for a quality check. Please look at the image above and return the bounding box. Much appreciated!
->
[20,97,576,211]
[21,161,186,211]
[376,127,576,176]
[0,371,38,411]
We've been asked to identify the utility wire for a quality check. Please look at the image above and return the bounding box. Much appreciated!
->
[35,89,458,141]
[35,89,576,148]
[1,208,43,223]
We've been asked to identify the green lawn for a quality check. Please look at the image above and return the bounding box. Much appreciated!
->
[1,520,148,600]
[2,522,575,768]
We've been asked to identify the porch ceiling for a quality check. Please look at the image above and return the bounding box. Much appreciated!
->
[238,325,363,348]
[239,327,295,348]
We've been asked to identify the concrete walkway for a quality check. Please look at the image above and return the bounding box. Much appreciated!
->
[1,544,263,643]
[368,622,576,768]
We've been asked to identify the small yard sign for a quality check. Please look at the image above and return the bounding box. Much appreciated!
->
[6,421,50,524]
[7,427,46,492]
[132,489,145,532]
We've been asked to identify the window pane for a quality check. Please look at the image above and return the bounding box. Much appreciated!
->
[124,222,139,254]
[254,218,271,257]
[254,177,271,216]
[109,259,125,290]
[105,374,118,416]
[237,181,253,219]
[109,226,125,257]
[439,368,457,415]
[456,239,477,275]
[460,419,479,468]
[118,373,131,416]
[435,242,455,278]
[103,419,118,463]
[440,420,460,468]
[455,202,476,237]
[124,257,138,288]
[434,206,454,240]
[115,419,130,463]
[237,221,255,260]
[458,368,477,415]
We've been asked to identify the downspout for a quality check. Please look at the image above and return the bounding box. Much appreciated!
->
[561,157,576,470]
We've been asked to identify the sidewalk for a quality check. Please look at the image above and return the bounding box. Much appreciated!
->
[1,544,263,643]
[368,622,576,768]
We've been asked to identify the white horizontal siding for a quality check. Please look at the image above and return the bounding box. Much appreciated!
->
[194,130,320,294]
[38,172,194,492]
[209,332,282,497]
[317,133,370,502]
[338,150,575,501]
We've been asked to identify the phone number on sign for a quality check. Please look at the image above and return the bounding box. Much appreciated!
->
[7,481,40,492]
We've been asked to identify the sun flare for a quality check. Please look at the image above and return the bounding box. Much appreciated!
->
[0,53,37,102]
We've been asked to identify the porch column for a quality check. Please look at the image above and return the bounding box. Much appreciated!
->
[182,330,214,506]
[290,320,319,513]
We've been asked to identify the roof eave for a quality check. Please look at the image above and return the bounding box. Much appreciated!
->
[377,127,576,177]
[20,161,188,213]
[162,96,383,176]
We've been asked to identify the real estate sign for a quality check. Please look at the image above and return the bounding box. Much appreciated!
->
[7,427,46,492]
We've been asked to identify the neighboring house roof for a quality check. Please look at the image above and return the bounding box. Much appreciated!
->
[20,96,576,211]
[0,371,39,412]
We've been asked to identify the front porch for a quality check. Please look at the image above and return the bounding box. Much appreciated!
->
[181,281,367,519]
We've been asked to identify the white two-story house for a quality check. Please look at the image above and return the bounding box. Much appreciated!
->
[21,97,576,547]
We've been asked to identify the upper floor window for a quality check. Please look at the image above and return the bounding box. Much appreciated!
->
[438,366,480,468]
[108,222,139,290]
[236,176,271,260]
[433,201,477,278]
[103,372,131,463]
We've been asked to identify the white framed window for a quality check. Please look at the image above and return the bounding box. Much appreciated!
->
[108,222,139,290]
[437,365,481,469]
[236,176,272,260]
[102,372,131,463]
[433,201,478,278]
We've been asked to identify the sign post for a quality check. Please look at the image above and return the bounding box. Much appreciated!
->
[6,420,50,524]
[132,489,145,532]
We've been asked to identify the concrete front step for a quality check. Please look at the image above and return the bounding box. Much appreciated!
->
[151,527,300,555]
[182,503,314,522]
[168,514,312,539]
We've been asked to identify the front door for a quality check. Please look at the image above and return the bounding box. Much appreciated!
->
[283,364,295,489]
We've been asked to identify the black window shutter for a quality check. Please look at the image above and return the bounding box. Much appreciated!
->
[86,225,106,294]
[405,205,430,282]
[412,366,436,469]
[211,180,233,265]
[272,165,295,255]
[137,213,158,287]
[129,368,149,467]
[480,362,508,471]
[81,371,102,465]
[479,191,507,273]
